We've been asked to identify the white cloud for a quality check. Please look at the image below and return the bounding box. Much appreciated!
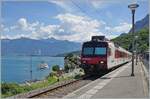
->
[18,18,28,30]
[1,34,30,39]
[39,25,59,33]
[105,22,132,33]
[49,0,66,8]
[90,0,142,9]
[2,18,59,40]
[106,34,119,39]
[49,0,74,12]
[32,24,60,39]
[0,24,9,32]
[9,18,37,32]
[55,13,104,42]
[2,14,131,42]
[10,26,17,30]
[49,0,119,11]
[90,0,122,9]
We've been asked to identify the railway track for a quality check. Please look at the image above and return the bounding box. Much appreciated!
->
[12,62,129,98]
[29,75,101,98]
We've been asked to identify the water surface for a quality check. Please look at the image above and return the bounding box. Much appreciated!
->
[1,56,64,83]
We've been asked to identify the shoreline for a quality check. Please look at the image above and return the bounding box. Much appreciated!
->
[2,68,84,98]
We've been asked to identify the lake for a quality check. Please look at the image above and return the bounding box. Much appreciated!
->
[1,56,64,83]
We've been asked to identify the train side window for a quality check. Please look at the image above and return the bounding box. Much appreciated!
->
[107,47,111,56]
[115,50,118,58]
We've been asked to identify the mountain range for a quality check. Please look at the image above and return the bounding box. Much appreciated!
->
[1,37,81,56]
[129,14,149,33]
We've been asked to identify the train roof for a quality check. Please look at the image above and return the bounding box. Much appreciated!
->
[83,40,107,44]
[83,36,132,55]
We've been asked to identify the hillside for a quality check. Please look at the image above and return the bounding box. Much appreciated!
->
[112,28,149,53]
[112,14,149,53]
[1,37,81,56]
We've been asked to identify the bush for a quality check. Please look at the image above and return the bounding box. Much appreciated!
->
[64,64,69,72]
[2,83,24,96]
[47,76,57,84]
[74,74,81,79]
[48,71,57,77]
[52,65,60,72]
[22,85,33,92]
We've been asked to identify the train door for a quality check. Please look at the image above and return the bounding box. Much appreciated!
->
[107,43,115,69]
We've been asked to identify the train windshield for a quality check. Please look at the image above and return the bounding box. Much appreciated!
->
[83,47,106,55]
[95,47,106,55]
[83,47,94,55]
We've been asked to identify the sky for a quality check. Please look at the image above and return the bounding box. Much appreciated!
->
[1,0,149,42]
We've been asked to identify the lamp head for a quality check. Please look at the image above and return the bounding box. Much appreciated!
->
[128,4,139,10]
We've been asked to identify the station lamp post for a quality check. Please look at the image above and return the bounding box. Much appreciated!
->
[135,36,138,65]
[128,3,139,76]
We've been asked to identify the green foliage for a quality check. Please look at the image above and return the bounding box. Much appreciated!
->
[48,71,57,77]
[64,64,70,72]
[2,68,76,98]
[47,76,57,84]
[111,28,149,53]
[64,54,81,77]
[1,76,58,98]
[2,83,25,97]
[64,54,78,72]
[52,65,60,72]
[74,74,81,79]
[22,85,33,91]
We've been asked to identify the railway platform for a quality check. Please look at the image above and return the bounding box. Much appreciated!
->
[64,61,149,98]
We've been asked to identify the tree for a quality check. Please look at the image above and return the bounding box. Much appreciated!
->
[52,65,60,72]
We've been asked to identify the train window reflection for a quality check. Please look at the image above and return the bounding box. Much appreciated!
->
[83,47,94,55]
[95,47,106,55]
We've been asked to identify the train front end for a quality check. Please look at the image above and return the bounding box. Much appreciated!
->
[80,36,108,74]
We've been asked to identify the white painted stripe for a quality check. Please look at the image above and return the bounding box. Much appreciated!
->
[86,89,98,94]
[93,85,103,90]
[64,93,76,98]
[77,94,92,99]
[99,79,111,84]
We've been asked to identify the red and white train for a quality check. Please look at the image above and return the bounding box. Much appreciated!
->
[80,36,132,74]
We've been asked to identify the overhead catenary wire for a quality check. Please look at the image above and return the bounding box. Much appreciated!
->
[70,0,91,16]
[70,0,103,18]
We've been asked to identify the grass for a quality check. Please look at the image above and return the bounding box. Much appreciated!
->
[1,75,79,98]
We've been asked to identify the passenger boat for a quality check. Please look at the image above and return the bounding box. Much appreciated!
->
[39,61,49,69]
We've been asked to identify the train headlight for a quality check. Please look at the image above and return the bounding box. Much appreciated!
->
[83,60,86,63]
[100,61,104,64]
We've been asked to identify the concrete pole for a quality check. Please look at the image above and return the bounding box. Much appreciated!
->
[131,10,135,76]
